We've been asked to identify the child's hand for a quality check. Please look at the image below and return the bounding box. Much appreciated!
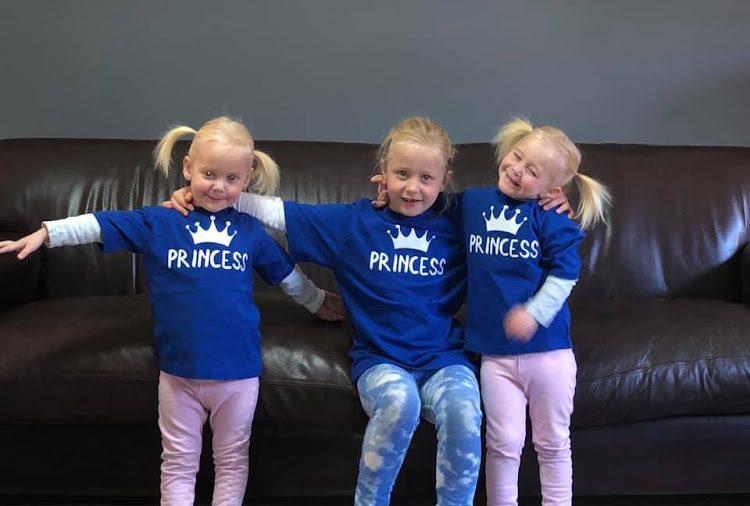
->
[314,291,345,322]
[539,192,574,218]
[163,187,194,216]
[503,305,538,342]
[369,175,389,209]
[0,228,49,260]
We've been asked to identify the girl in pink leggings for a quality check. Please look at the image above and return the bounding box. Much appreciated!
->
[0,116,340,506]
[461,118,612,506]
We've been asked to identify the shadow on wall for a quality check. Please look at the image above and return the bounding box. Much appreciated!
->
[641,69,750,147]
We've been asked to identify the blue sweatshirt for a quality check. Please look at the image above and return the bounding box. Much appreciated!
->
[95,206,294,379]
[283,197,473,380]
[461,187,584,355]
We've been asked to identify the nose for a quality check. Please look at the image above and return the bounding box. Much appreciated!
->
[211,179,226,193]
[405,177,419,194]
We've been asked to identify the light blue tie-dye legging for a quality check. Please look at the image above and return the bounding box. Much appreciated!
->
[354,363,482,506]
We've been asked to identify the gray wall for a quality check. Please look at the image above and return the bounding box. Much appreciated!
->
[1,0,749,145]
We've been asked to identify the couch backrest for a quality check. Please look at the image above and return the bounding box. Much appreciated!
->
[567,144,749,301]
[1,139,748,303]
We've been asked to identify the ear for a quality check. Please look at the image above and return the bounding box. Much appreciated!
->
[182,156,192,181]
[441,170,453,191]
[377,161,388,189]
[539,186,563,200]
[378,160,387,177]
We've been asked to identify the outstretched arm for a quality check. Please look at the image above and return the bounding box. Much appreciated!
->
[0,214,101,260]
[0,228,48,260]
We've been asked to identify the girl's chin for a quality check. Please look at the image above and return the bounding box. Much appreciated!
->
[195,199,229,211]
[389,203,421,216]
[498,181,519,195]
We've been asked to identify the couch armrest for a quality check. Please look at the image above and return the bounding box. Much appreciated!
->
[0,234,41,312]
[742,243,750,304]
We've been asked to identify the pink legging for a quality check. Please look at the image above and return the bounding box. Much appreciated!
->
[481,349,576,506]
[158,371,260,506]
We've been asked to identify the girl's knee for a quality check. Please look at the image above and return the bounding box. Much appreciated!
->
[486,425,526,457]
[433,383,482,434]
[375,391,421,430]
[366,376,421,427]
[532,433,571,457]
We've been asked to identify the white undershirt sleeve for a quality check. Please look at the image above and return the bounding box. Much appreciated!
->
[524,275,577,328]
[43,214,102,247]
[235,193,287,232]
[278,266,325,313]
[234,193,325,313]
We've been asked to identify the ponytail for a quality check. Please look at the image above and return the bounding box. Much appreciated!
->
[153,116,279,195]
[573,173,612,230]
[249,149,280,195]
[154,126,197,177]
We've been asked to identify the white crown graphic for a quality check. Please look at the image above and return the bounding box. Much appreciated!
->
[483,205,528,235]
[387,225,435,253]
[186,215,237,247]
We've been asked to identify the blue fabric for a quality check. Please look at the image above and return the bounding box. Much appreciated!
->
[95,206,294,379]
[355,363,482,506]
[282,196,473,380]
[461,187,584,356]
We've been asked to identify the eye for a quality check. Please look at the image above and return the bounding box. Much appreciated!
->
[204,171,213,178]
[421,174,433,181]
[227,175,237,182]
[513,152,521,161]
[397,170,408,177]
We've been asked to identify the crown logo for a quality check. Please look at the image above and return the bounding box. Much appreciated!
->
[186,215,237,247]
[483,205,528,235]
[387,225,435,253]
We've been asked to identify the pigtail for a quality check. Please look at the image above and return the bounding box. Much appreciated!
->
[573,173,613,230]
[492,117,534,164]
[248,149,280,196]
[154,126,197,176]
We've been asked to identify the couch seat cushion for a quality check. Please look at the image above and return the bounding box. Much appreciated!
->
[0,291,364,427]
[571,298,750,428]
[0,295,158,422]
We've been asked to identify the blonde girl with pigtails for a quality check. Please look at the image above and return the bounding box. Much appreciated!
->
[154,117,281,198]
[0,116,341,506]
[462,117,611,506]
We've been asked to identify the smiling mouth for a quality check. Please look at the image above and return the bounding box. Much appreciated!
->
[505,173,521,187]
[403,198,421,203]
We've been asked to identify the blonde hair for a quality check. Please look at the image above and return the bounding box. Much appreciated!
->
[376,116,456,198]
[492,117,612,230]
[154,116,280,195]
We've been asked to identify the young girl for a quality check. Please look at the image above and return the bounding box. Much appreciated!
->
[0,116,341,506]
[171,117,485,505]
[462,118,611,506]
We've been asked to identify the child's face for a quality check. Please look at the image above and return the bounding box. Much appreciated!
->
[182,140,252,213]
[497,135,564,200]
[382,142,450,217]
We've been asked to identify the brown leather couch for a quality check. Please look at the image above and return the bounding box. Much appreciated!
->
[1,138,749,504]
